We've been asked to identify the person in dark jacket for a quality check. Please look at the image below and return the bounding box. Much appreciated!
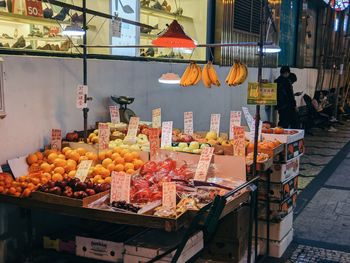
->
[275,66,299,128]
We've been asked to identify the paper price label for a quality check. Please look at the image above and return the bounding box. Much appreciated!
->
[229,111,242,140]
[126,117,140,142]
[75,160,93,182]
[249,120,263,142]
[109,106,120,124]
[210,114,221,137]
[161,121,173,149]
[242,107,254,131]
[51,129,62,151]
[233,127,245,157]
[111,18,122,38]
[162,182,176,209]
[152,108,161,128]
[111,172,131,203]
[194,147,214,181]
[184,112,194,135]
[26,0,43,17]
[76,85,88,109]
[149,128,160,161]
[98,123,110,151]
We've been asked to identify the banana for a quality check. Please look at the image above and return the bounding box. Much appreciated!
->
[180,63,192,86]
[185,63,199,86]
[202,64,212,88]
[193,64,202,85]
[227,62,240,86]
[207,62,221,87]
[235,63,248,85]
[225,64,235,84]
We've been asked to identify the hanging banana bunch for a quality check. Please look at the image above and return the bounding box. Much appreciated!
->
[225,60,248,87]
[202,61,221,88]
[180,62,202,87]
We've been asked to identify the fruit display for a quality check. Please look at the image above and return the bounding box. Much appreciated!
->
[37,177,110,199]
[180,62,202,87]
[163,142,210,154]
[202,61,221,88]
[0,172,43,197]
[261,125,299,135]
[246,140,282,151]
[225,60,248,87]
[246,152,269,164]
[109,134,150,152]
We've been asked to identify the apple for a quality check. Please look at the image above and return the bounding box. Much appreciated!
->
[109,142,117,148]
[178,142,188,149]
[189,141,200,150]
[183,147,193,153]
[130,145,141,151]
[192,149,202,154]
[114,139,123,146]
[180,134,193,143]
[205,131,217,140]
[200,144,210,149]
[172,135,180,142]
[173,147,181,152]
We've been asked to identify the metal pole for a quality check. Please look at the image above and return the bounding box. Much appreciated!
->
[82,0,89,143]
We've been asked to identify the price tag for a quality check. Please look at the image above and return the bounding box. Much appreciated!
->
[51,129,62,151]
[229,111,242,140]
[111,172,131,203]
[75,160,93,182]
[126,117,140,142]
[162,182,176,209]
[152,108,161,129]
[233,126,245,157]
[149,128,160,160]
[76,85,88,109]
[109,106,120,124]
[210,114,221,137]
[25,0,43,17]
[242,107,254,131]
[194,147,214,181]
[184,112,194,135]
[161,121,173,149]
[249,120,263,142]
[98,123,110,151]
[111,18,122,38]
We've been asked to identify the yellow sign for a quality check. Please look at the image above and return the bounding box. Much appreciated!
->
[247,82,277,105]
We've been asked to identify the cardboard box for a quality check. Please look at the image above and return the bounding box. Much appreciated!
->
[257,211,293,241]
[76,236,124,262]
[262,129,305,144]
[43,235,75,254]
[259,175,298,202]
[274,139,304,163]
[259,228,293,258]
[270,157,300,183]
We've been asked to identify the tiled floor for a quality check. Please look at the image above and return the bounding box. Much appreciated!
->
[288,245,350,263]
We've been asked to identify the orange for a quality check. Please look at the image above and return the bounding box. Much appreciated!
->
[27,183,36,190]
[57,154,66,160]
[64,149,73,158]
[68,151,80,162]
[22,188,32,197]
[86,152,98,161]
[62,147,71,155]
[111,153,121,160]
[68,170,76,178]
[124,163,134,171]
[0,186,4,193]
[18,175,27,182]
[98,151,106,161]
[43,173,51,180]
[100,168,110,178]
[93,175,102,183]
[76,148,87,156]
[52,173,63,182]
[30,177,40,185]
[29,163,41,173]
[53,167,65,175]
[133,159,144,170]
[102,158,113,169]
[41,177,49,184]
[8,187,16,195]
[54,158,67,168]
[35,151,44,160]
[120,149,130,157]
[107,163,115,172]
[104,177,112,184]
[114,164,124,172]
[126,169,135,175]
[131,151,140,159]
[124,153,134,163]
[97,179,105,184]
[79,156,89,162]
[114,157,125,165]
[112,147,122,154]
[27,154,38,165]
[65,159,77,172]
[47,153,58,164]
[44,149,57,157]
[105,150,113,158]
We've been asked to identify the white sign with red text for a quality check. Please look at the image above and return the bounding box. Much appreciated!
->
[229,111,242,140]
[161,121,173,148]
[51,129,62,151]
[109,106,120,124]
[152,108,161,129]
[110,172,131,203]
[98,123,110,151]
[184,112,194,135]
[76,85,88,109]
[194,147,214,181]
[210,114,221,137]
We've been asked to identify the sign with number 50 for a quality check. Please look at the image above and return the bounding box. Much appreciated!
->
[26,0,43,17]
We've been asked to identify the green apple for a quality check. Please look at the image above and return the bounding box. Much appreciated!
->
[189,141,200,150]
[114,139,123,146]
[192,149,202,154]
[178,142,188,149]
[173,147,181,152]
[130,144,141,151]
[109,142,117,148]
[120,144,130,149]
[200,143,210,149]
[183,147,192,153]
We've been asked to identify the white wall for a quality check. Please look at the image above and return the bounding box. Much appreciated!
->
[0,55,318,164]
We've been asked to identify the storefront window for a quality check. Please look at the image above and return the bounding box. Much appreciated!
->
[0,0,208,61]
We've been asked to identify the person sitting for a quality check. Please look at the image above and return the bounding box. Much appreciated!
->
[311,93,337,132]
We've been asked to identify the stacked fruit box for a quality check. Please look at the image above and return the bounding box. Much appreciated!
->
[256,129,304,258]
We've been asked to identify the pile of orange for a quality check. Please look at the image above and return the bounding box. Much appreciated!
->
[0,172,45,197]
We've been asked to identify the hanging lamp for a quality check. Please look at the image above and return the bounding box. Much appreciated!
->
[152,20,196,48]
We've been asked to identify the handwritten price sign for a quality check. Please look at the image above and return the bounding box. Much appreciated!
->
[98,123,110,151]
[229,111,242,140]
[184,112,194,135]
[76,85,88,109]
[75,160,93,182]
[162,182,176,209]
[109,106,120,124]
[242,107,254,131]
[149,128,160,160]
[51,129,62,151]
[126,117,140,140]
[194,147,214,181]
[152,108,161,129]
[210,114,221,137]
[111,172,131,203]
[161,121,173,148]
[25,0,43,17]
[233,126,245,157]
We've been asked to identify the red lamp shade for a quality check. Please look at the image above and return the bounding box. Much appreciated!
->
[152,20,196,48]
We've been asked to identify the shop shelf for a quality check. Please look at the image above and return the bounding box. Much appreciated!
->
[140,6,193,22]
[0,11,70,27]
[140,33,157,40]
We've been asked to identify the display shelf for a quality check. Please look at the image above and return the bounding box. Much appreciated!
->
[0,36,70,42]
[140,33,157,40]
[140,6,193,22]
[0,11,70,27]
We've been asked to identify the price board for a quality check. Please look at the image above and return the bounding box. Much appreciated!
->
[51,129,62,151]
[110,172,131,203]
[184,112,194,135]
[247,82,277,105]
[25,0,43,17]
[194,147,214,181]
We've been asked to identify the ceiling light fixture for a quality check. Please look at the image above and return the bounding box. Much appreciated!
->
[158,72,181,85]
[258,44,281,54]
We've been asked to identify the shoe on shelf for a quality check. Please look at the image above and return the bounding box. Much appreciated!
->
[25,45,32,49]
[11,36,26,48]
[60,40,72,51]
[328,126,338,132]
[43,7,53,19]
[53,7,69,21]
[2,33,13,39]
